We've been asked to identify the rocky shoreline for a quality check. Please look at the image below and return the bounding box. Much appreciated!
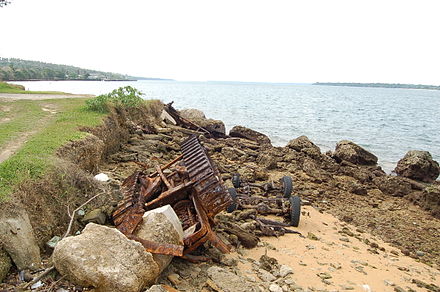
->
[1,103,439,291]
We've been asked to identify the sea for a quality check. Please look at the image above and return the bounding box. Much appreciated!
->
[13,80,440,174]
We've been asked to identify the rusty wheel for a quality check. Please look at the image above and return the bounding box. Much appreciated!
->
[227,188,238,213]
[289,195,301,227]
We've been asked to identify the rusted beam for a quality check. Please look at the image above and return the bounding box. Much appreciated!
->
[156,165,172,190]
[148,154,183,178]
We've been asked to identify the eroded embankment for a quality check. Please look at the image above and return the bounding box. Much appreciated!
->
[0,103,163,284]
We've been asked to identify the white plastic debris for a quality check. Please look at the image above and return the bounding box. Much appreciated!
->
[94,173,109,182]
[31,280,44,289]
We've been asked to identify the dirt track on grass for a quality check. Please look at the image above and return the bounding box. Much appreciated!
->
[0,93,94,101]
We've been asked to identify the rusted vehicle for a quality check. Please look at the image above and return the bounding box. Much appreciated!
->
[227,173,301,227]
[112,135,232,257]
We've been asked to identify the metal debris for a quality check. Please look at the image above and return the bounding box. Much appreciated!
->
[112,135,232,256]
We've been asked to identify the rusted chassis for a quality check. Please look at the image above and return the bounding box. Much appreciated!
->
[112,135,232,257]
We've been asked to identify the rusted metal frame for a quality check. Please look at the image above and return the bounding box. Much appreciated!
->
[144,180,195,210]
[148,154,183,178]
[126,234,184,256]
[183,194,231,254]
[156,165,172,190]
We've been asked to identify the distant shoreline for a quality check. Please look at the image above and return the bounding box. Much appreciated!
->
[314,82,440,90]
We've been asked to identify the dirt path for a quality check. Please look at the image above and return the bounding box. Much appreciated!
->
[0,93,94,101]
[234,205,440,291]
[0,103,58,163]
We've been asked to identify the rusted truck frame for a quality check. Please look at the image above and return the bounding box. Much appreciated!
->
[112,135,232,257]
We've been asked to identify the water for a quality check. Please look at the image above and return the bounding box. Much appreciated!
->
[14,80,440,173]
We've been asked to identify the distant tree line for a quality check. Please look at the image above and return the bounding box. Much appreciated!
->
[314,82,440,90]
[0,58,135,81]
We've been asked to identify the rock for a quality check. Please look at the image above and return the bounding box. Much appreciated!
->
[0,248,11,283]
[179,108,206,120]
[81,208,107,225]
[394,150,440,182]
[134,205,184,272]
[53,223,160,292]
[257,153,278,170]
[145,285,167,292]
[198,119,226,136]
[279,265,293,277]
[0,206,41,270]
[307,232,319,240]
[167,273,181,286]
[258,268,276,282]
[229,126,271,146]
[287,136,321,159]
[333,140,378,165]
[207,266,258,291]
[373,176,412,197]
[269,283,283,292]
[317,272,332,279]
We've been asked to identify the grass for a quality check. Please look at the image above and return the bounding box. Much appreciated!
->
[0,98,106,199]
[0,81,69,94]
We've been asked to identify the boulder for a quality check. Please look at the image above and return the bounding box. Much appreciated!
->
[229,126,271,146]
[0,248,11,283]
[333,140,378,165]
[287,136,321,159]
[198,118,226,136]
[53,223,160,292]
[134,205,183,272]
[0,205,41,270]
[179,108,206,120]
[207,266,258,292]
[179,108,226,135]
[394,150,439,182]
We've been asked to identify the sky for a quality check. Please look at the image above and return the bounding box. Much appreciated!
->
[0,0,439,84]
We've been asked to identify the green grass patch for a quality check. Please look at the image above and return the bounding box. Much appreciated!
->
[0,81,69,94]
[0,100,48,147]
[0,98,106,199]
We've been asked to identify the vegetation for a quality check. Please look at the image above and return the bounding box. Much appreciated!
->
[314,82,440,90]
[0,81,67,94]
[85,86,145,113]
[0,98,106,199]
[0,57,135,81]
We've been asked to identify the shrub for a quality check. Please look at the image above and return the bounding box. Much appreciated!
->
[85,86,145,112]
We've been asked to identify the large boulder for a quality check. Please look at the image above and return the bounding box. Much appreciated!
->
[287,136,321,159]
[333,140,378,165]
[179,108,226,136]
[0,205,41,270]
[134,205,183,273]
[229,126,271,146]
[179,108,206,120]
[53,223,160,292]
[394,151,439,182]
